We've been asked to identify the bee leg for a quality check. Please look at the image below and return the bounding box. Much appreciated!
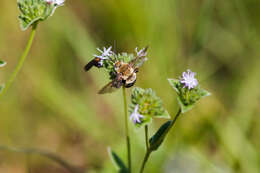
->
[112,78,124,88]
[84,58,103,71]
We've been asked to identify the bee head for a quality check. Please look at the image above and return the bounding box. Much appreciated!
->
[114,61,122,71]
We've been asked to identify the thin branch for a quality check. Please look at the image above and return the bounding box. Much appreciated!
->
[0,145,83,173]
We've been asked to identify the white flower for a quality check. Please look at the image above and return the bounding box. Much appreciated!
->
[54,0,65,6]
[94,46,113,59]
[130,105,144,124]
[45,0,65,6]
[45,0,65,16]
[45,0,53,4]
[180,69,198,90]
[135,47,147,57]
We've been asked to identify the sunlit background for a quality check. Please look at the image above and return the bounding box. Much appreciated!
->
[0,0,260,172]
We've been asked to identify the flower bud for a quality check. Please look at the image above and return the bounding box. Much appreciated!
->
[17,0,65,31]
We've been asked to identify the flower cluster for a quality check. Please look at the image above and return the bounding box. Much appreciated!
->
[180,69,198,90]
[129,87,170,127]
[168,69,210,113]
[17,0,65,31]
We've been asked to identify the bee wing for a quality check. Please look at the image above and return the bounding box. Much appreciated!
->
[98,81,119,94]
[130,46,149,68]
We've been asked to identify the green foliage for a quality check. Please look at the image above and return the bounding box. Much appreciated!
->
[129,87,170,127]
[168,79,210,113]
[108,148,129,173]
[149,120,172,151]
[17,0,61,31]
[1,0,260,172]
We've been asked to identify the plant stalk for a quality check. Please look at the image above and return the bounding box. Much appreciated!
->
[145,125,149,150]
[0,24,37,98]
[122,86,131,172]
[139,108,182,173]
[139,150,151,173]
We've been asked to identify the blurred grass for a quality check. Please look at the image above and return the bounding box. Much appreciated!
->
[0,0,260,172]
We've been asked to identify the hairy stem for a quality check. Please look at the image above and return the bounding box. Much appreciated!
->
[0,145,82,173]
[0,24,37,98]
[122,86,131,172]
[139,109,182,173]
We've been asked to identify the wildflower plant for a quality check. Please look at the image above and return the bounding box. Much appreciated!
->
[135,69,210,173]
[85,46,149,172]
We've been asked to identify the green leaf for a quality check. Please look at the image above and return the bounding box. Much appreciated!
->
[108,148,129,173]
[149,120,172,151]
[176,96,195,113]
[0,60,6,67]
[199,88,211,98]
[168,78,180,94]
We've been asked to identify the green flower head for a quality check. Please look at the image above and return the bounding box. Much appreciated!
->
[129,87,170,127]
[17,0,65,31]
[168,69,210,113]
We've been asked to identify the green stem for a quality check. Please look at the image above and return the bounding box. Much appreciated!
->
[0,145,81,173]
[0,24,37,98]
[145,125,149,150]
[139,150,151,173]
[122,86,131,172]
[169,108,182,130]
[139,109,182,173]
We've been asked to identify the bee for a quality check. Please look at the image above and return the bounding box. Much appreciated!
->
[84,46,148,94]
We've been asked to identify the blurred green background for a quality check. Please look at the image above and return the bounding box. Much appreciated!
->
[1,0,260,172]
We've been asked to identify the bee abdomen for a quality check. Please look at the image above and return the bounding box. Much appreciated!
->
[84,58,103,71]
